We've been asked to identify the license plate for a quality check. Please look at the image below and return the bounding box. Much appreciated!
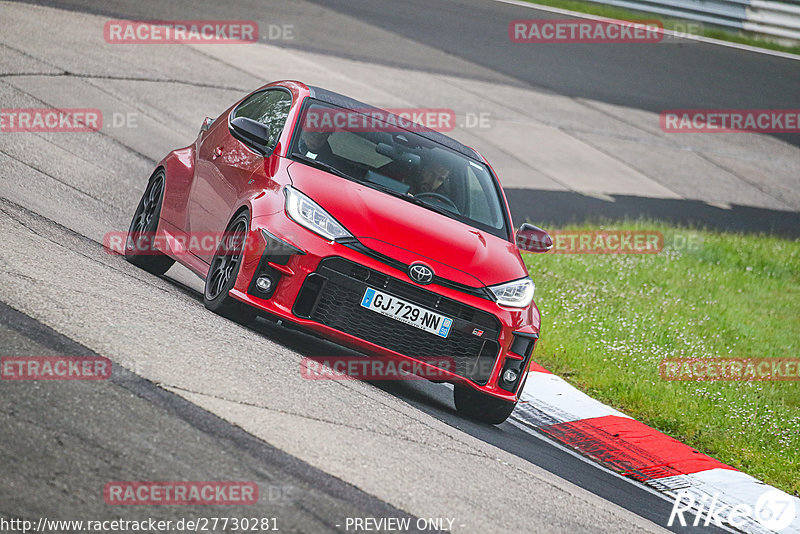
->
[360,287,453,338]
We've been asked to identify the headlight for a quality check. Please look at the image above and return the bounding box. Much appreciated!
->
[284,186,352,240]
[487,277,535,308]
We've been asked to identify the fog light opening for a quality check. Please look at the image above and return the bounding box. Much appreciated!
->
[255,276,273,292]
[502,369,518,384]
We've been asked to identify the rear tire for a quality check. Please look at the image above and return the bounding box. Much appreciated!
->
[124,170,175,275]
[453,384,517,425]
[203,210,250,321]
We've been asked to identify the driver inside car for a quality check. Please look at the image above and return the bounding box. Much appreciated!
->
[298,130,335,163]
[411,157,451,195]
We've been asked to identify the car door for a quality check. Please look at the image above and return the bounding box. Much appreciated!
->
[189,88,292,262]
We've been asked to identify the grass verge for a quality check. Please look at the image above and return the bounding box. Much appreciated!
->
[517,0,800,55]
[523,221,799,495]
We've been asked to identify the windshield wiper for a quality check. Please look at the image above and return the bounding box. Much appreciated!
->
[290,152,352,180]
[357,180,456,219]
[403,193,458,218]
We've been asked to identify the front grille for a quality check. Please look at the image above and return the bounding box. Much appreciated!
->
[294,257,501,384]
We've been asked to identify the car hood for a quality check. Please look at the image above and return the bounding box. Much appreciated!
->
[287,163,527,287]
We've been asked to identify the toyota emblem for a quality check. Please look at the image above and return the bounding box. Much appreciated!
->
[408,263,434,285]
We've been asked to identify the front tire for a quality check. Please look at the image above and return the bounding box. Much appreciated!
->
[203,210,250,321]
[124,170,175,275]
[453,384,517,425]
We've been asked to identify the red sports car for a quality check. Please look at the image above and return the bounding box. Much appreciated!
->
[124,80,551,424]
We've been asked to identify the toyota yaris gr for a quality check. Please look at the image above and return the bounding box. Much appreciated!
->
[124,80,551,424]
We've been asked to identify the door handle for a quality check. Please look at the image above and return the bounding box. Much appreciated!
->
[213,146,223,159]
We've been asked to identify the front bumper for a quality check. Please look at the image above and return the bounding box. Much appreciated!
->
[228,212,540,402]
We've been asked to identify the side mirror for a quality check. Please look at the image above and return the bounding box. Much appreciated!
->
[516,223,552,253]
[230,116,272,156]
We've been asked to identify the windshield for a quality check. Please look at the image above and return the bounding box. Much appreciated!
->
[289,100,509,238]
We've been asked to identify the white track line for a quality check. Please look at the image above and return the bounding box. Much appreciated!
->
[510,371,800,533]
[517,370,631,424]
[493,0,800,61]
[439,382,692,526]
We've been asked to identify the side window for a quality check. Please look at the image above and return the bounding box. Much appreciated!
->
[232,90,292,147]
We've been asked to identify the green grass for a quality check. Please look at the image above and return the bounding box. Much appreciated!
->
[518,0,800,55]
[523,221,800,495]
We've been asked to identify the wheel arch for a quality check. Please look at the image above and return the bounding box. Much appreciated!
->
[157,146,196,229]
[229,204,252,227]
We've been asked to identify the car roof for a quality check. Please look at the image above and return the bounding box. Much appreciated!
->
[306,85,481,161]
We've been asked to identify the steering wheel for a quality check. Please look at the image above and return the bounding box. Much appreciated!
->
[414,192,459,212]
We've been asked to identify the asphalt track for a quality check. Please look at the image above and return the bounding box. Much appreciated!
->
[0,196,669,533]
[20,0,800,236]
[1,0,796,533]
[0,271,724,534]
[306,0,800,148]
[0,301,425,533]
[23,0,800,148]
